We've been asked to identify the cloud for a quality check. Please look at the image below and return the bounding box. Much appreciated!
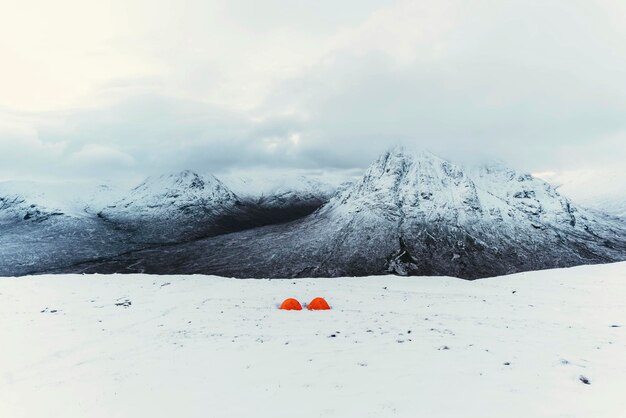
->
[262,0,626,170]
[68,144,136,171]
[0,93,325,180]
[0,0,625,184]
[0,112,67,181]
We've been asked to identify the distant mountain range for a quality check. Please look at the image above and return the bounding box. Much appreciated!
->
[0,170,336,276]
[1,148,624,278]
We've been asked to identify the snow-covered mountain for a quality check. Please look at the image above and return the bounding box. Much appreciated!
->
[0,180,128,222]
[302,148,626,277]
[3,149,625,278]
[221,173,337,210]
[101,170,237,221]
[0,180,135,277]
[71,148,626,278]
[0,172,241,275]
[0,182,67,223]
[0,170,341,275]
[97,169,339,242]
[97,170,240,242]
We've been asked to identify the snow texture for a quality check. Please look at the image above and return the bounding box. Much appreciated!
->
[1,262,625,418]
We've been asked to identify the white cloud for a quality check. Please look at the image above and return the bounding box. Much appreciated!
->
[0,0,624,185]
[68,144,135,168]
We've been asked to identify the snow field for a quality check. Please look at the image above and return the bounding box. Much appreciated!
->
[1,262,625,418]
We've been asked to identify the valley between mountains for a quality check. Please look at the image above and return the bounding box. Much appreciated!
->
[1,148,624,278]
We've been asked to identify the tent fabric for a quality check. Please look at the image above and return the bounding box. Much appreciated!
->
[279,298,302,310]
[307,297,331,310]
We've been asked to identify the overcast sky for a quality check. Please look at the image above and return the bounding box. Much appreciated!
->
[1,0,625,184]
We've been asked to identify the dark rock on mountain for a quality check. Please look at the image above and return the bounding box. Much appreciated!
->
[0,170,335,275]
[61,148,626,278]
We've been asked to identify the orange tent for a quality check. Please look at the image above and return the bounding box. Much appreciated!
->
[279,298,302,310]
[307,297,331,310]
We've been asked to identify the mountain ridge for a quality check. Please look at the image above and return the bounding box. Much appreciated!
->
[0,169,337,275]
[56,147,626,279]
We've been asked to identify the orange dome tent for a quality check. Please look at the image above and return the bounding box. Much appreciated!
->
[279,298,302,310]
[307,297,331,310]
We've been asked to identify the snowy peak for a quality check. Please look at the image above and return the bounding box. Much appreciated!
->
[102,170,238,221]
[301,148,626,278]
[327,148,480,221]
[132,170,230,197]
[471,161,579,228]
[61,148,624,279]
[2,150,624,279]
[324,147,597,229]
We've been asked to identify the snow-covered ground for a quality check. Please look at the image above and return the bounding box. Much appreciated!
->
[1,263,625,418]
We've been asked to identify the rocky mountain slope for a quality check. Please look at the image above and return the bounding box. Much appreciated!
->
[65,148,626,278]
[0,182,67,223]
[101,170,237,219]
[0,171,336,275]
[97,170,341,243]
[0,180,139,276]
[97,170,240,241]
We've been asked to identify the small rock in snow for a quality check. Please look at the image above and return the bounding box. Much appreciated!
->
[115,300,131,308]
